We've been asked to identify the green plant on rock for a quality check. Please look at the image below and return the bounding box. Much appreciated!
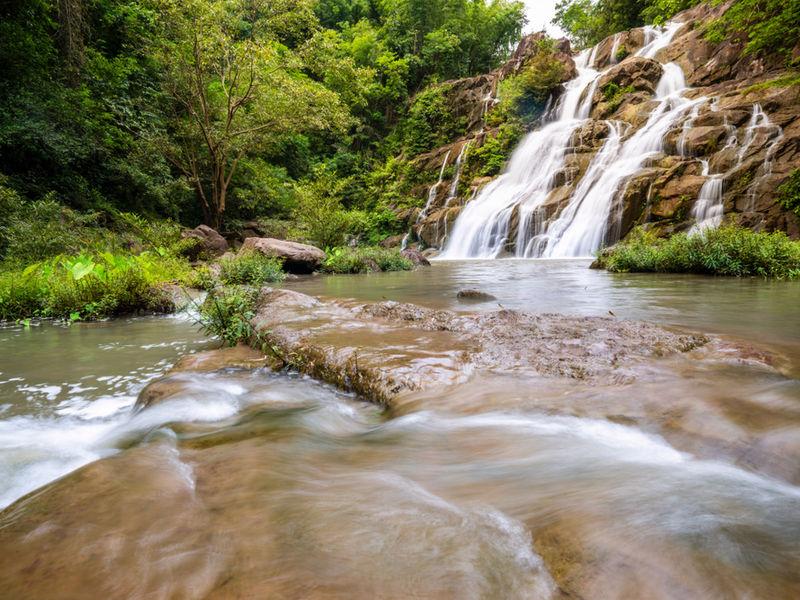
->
[218,252,286,286]
[197,286,262,347]
[403,84,465,155]
[463,123,525,180]
[601,82,636,112]
[489,40,567,126]
[778,169,800,218]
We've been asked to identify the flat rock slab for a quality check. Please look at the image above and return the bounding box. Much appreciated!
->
[253,289,710,407]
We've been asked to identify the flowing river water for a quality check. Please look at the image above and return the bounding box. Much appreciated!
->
[1,261,799,598]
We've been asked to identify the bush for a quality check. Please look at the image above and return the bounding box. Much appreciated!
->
[0,197,104,265]
[0,251,192,321]
[488,40,567,125]
[322,246,413,274]
[463,123,525,179]
[403,84,465,155]
[218,251,286,286]
[599,226,800,278]
[197,286,261,347]
[778,169,800,218]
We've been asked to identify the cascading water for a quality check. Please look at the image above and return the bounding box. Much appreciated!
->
[609,33,622,65]
[440,47,602,259]
[689,161,725,234]
[537,63,705,257]
[403,149,452,249]
[688,103,783,233]
[439,141,471,245]
[441,23,695,260]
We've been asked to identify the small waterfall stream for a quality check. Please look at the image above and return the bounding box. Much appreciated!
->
[689,103,784,233]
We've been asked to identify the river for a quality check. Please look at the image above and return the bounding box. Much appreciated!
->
[1,260,799,598]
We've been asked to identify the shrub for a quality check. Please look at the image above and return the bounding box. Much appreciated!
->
[0,197,104,265]
[293,168,350,249]
[197,286,261,347]
[218,251,285,286]
[0,251,192,321]
[322,246,413,274]
[489,40,567,125]
[463,123,525,179]
[403,84,465,155]
[599,226,800,279]
[778,169,800,218]
[602,82,636,112]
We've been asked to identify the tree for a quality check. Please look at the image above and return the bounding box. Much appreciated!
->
[155,0,350,228]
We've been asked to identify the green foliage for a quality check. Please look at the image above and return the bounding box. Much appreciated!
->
[0,197,103,265]
[218,252,286,286]
[600,226,800,279]
[197,286,261,347]
[403,85,464,154]
[704,0,800,58]
[463,123,525,180]
[322,246,413,274]
[742,73,800,95]
[778,169,800,218]
[489,40,567,125]
[601,82,636,112]
[0,250,191,321]
[554,0,701,48]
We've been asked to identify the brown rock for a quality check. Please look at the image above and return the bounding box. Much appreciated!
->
[240,237,326,274]
[400,248,431,266]
[181,225,229,259]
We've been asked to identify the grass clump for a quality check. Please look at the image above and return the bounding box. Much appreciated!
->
[322,247,413,274]
[218,251,285,286]
[197,286,261,347]
[0,251,192,321]
[599,226,800,278]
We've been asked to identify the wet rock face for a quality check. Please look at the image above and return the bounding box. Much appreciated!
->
[240,237,326,274]
[400,248,430,266]
[250,289,714,407]
[181,225,229,258]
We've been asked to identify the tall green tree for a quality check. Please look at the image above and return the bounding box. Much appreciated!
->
[155,0,350,227]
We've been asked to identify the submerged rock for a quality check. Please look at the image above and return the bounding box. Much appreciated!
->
[457,289,497,302]
[240,237,326,274]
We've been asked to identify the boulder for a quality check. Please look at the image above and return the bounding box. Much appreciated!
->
[594,57,664,105]
[381,234,406,248]
[240,237,326,274]
[181,225,228,258]
[400,248,431,266]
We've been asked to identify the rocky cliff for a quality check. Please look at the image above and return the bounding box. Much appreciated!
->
[399,1,800,253]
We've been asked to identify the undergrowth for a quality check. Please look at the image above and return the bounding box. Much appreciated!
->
[598,226,800,278]
[323,247,413,274]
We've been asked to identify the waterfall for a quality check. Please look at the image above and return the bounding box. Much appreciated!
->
[403,150,452,249]
[441,23,698,260]
[438,141,471,246]
[538,66,704,257]
[439,48,601,259]
[689,161,725,234]
[610,33,622,65]
[688,103,783,233]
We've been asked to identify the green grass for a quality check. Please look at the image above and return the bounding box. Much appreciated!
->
[597,226,800,278]
[322,246,414,274]
[218,251,286,286]
[0,251,193,321]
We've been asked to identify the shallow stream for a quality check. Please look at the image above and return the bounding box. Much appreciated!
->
[1,261,798,598]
